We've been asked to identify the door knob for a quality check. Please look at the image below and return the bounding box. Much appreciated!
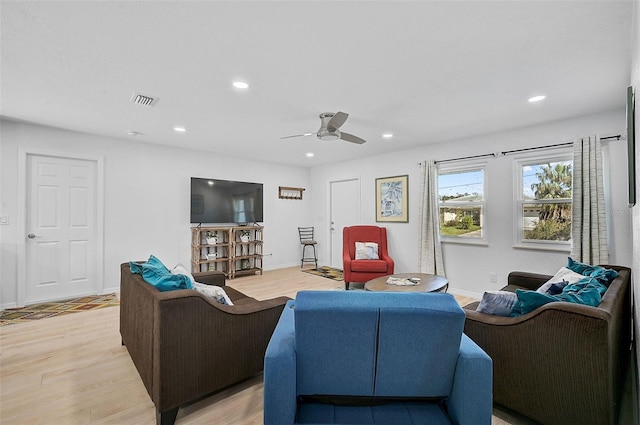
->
[27,233,40,239]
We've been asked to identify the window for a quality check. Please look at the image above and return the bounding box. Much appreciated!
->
[438,164,486,241]
[515,153,572,248]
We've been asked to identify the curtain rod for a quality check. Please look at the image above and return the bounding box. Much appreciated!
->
[434,134,622,165]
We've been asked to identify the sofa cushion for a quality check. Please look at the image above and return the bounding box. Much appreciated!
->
[355,242,379,260]
[129,255,193,291]
[296,401,451,424]
[374,293,464,397]
[294,291,464,399]
[295,291,379,396]
[351,259,389,273]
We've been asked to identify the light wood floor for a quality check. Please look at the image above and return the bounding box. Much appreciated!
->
[0,267,625,425]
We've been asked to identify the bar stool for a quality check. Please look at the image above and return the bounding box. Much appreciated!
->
[298,227,318,269]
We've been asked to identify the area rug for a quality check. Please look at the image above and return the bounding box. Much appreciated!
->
[302,266,344,282]
[0,293,120,326]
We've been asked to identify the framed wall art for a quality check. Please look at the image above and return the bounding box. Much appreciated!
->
[375,175,408,222]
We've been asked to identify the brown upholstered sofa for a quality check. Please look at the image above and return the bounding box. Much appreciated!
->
[463,265,631,425]
[119,263,290,425]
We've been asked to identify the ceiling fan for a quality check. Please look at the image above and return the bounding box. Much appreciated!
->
[281,112,367,144]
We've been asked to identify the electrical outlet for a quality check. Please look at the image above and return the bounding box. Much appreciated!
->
[489,272,497,283]
[0,216,8,225]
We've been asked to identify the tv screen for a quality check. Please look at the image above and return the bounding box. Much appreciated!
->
[627,86,636,207]
[191,178,263,224]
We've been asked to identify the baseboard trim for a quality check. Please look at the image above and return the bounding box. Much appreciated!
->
[1,302,18,311]
[447,287,482,301]
[103,286,119,295]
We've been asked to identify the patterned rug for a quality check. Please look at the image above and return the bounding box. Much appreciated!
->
[301,266,344,282]
[0,293,120,326]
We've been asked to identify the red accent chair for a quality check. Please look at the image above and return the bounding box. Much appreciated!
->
[343,225,394,290]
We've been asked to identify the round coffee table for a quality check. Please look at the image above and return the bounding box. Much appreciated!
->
[365,273,448,293]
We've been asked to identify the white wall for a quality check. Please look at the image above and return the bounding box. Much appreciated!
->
[0,109,634,305]
[0,118,312,308]
[310,109,632,298]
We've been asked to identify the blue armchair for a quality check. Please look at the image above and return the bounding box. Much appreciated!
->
[264,291,492,425]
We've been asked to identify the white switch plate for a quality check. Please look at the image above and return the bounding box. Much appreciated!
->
[0,216,8,225]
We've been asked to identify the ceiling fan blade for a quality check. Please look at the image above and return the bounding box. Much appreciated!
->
[340,132,366,144]
[327,111,349,131]
[280,132,315,140]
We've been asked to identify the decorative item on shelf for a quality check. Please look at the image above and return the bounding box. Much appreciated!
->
[204,231,218,245]
[278,186,305,200]
[208,263,217,271]
[207,252,217,260]
[241,259,250,270]
[239,230,251,243]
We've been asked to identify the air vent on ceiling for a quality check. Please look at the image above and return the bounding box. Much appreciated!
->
[130,92,159,107]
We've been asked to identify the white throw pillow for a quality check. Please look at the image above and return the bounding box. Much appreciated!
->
[536,267,584,294]
[355,242,379,260]
[171,263,196,286]
[193,282,234,305]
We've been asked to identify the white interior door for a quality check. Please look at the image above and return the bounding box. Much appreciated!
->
[330,178,360,269]
[25,154,98,303]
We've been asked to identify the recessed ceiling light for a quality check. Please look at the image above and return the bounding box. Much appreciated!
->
[232,81,249,89]
[173,126,187,132]
[306,152,314,158]
[528,95,546,103]
[382,133,394,139]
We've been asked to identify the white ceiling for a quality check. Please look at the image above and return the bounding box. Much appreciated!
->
[1,1,634,167]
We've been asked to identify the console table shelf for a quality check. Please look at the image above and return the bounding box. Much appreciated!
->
[191,225,263,278]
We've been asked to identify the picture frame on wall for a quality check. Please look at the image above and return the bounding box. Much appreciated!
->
[376,175,409,222]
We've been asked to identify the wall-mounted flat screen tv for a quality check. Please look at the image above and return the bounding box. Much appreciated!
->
[191,177,264,224]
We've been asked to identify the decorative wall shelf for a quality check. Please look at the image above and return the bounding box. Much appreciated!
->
[278,186,305,200]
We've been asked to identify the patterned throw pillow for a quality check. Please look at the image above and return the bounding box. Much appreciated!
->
[355,242,379,260]
[476,291,518,317]
[193,282,234,305]
[171,262,234,305]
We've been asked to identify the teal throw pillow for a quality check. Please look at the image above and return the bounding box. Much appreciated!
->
[566,257,598,275]
[129,255,193,291]
[514,276,608,315]
[589,267,618,285]
[566,257,618,285]
[514,290,557,315]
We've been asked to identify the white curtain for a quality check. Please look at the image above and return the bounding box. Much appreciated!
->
[419,160,445,276]
[570,135,609,264]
